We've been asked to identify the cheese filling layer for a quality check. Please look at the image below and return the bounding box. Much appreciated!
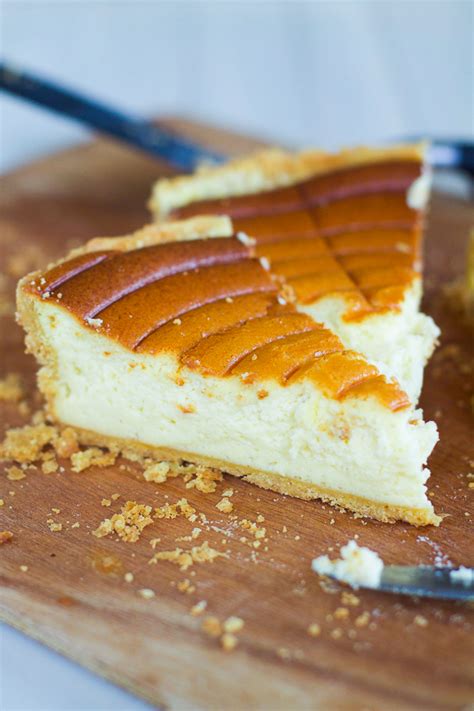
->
[32,303,438,515]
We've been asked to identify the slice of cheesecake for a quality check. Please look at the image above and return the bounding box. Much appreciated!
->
[149,144,439,403]
[17,217,439,525]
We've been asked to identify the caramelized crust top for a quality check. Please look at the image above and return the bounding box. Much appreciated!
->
[167,158,424,319]
[26,235,409,411]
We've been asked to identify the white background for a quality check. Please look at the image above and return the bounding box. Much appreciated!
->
[1,1,473,710]
[1,0,473,173]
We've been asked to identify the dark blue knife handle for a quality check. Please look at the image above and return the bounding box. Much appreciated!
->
[0,61,225,171]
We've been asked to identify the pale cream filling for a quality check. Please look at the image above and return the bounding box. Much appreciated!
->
[299,280,440,403]
[33,302,438,511]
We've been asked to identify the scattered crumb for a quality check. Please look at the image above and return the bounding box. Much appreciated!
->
[124,572,134,583]
[150,541,226,572]
[71,522,80,529]
[6,465,26,481]
[185,466,223,493]
[0,530,13,544]
[341,591,360,607]
[334,607,349,620]
[0,422,56,463]
[201,616,222,638]
[355,612,370,628]
[307,623,321,637]
[414,615,428,627]
[143,461,174,483]
[20,564,28,572]
[93,501,153,542]
[239,518,266,541]
[155,498,196,521]
[177,578,196,594]
[70,447,116,473]
[0,373,24,402]
[330,628,343,640]
[216,497,233,514]
[190,600,207,616]
[47,520,62,532]
[138,588,155,599]
[223,616,244,633]
[41,459,58,474]
[101,498,112,507]
[222,488,234,498]
[221,633,238,651]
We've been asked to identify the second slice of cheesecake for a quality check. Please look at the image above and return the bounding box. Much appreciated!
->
[149,144,439,403]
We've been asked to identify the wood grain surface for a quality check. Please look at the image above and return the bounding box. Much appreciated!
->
[0,119,473,711]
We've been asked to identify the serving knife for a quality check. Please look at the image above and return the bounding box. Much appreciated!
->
[0,61,224,171]
[1,61,473,178]
[325,566,474,601]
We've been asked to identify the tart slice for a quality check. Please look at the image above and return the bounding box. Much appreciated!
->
[149,144,439,403]
[17,217,439,525]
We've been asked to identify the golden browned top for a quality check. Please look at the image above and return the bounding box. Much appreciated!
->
[26,235,409,410]
[169,159,423,318]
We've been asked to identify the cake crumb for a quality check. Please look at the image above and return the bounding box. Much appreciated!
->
[222,488,234,497]
[20,564,28,572]
[150,541,225,572]
[93,501,153,542]
[355,611,370,628]
[177,578,196,594]
[191,600,207,616]
[239,518,266,541]
[124,572,134,583]
[334,607,349,620]
[143,461,173,484]
[216,497,233,514]
[0,530,13,544]
[341,591,360,607]
[223,616,244,633]
[101,498,112,507]
[185,466,223,493]
[6,465,26,481]
[0,373,24,403]
[155,498,196,521]
[307,623,321,637]
[47,520,62,532]
[414,615,428,627]
[70,447,116,473]
[0,422,56,463]
[201,616,222,638]
[41,458,58,474]
[138,588,155,599]
[221,633,238,651]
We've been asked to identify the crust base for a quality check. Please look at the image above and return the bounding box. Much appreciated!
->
[74,425,440,527]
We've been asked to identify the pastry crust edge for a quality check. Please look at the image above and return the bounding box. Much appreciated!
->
[149,143,427,220]
[73,425,440,528]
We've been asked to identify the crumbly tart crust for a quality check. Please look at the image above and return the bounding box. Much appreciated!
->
[73,426,440,527]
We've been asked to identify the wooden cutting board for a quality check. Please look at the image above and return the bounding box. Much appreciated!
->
[1,119,473,711]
